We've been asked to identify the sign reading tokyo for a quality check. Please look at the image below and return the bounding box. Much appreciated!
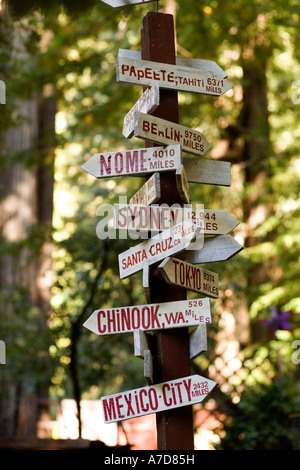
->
[101,374,217,423]
[81,145,181,179]
[101,0,159,7]
[83,297,211,335]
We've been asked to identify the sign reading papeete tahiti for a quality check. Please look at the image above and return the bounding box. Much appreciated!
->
[118,49,228,79]
[101,374,217,423]
[116,56,232,96]
[81,145,181,179]
[83,297,211,335]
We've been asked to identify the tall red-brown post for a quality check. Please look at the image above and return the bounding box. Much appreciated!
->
[141,11,194,450]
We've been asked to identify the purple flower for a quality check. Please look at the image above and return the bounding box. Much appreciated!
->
[263,306,292,334]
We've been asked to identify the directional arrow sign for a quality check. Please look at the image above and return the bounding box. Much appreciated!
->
[81,145,181,179]
[123,84,159,138]
[159,257,219,298]
[134,112,211,157]
[116,56,232,96]
[101,0,158,7]
[101,374,217,423]
[182,157,231,187]
[118,220,198,279]
[118,48,228,79]
[83,297,211,336]
[185,235,243,264]
[129,172,160,206]
[113,205,239,236]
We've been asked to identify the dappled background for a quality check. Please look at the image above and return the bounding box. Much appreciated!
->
[0,0,299,449]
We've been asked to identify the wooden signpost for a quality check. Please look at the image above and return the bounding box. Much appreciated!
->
[83,297,211,335]
[134,112,211,157]
[159,256,219,298]
[82,6,242,451]
[81,144,181,179]
[101,374,217,423]
[116,56,232,96]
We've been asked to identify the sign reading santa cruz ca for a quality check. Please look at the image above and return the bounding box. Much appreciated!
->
[118,220,199,279]
[83,297,211,335]
[101,374,217,423]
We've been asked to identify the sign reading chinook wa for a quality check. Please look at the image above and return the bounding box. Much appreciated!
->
[101,0,159,7]
[134,112,211,157]
[116,56,232,96]
[118,220,199,279]
[83,297,211,336]
[81,145,181,179]
[113,204,239,236]
[123,84,159,138]
[101,374,217,423]
[159,257,219,298]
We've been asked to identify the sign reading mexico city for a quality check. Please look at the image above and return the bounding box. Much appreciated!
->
[101,374,217,423]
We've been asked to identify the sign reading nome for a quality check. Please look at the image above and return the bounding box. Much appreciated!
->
[101,374,217,423]
[81,145,181,179]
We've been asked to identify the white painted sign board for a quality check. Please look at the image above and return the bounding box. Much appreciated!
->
[123,84,159,138]
[83,297,211,336]
[134,112,211,157]
[118,220,199,279]
[118,49,228,79]
[101,374,217,423]
[190,325,207,360]
[159,256,219,298]
[81,145,181,179]
[129,172,160,206]
[114,204,239,236]
[185,234,243,264]
[101,0,158,7]
[116,56,232,96]
[182,156,231,187]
